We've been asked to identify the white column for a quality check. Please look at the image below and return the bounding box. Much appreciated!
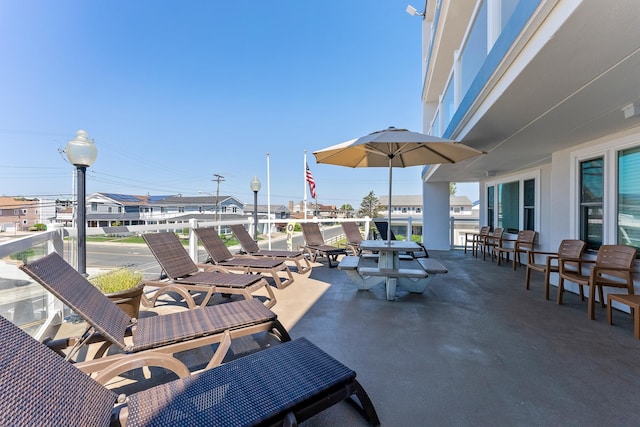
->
[423,181,451,250]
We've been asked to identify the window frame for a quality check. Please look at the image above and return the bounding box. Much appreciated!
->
[485,169,540,234]
[569,133,640,250]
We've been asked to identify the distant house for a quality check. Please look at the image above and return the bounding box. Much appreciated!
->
[0,197,41,231]
[379,195,477,218]
[56,193,248,228]
[288,201,338,219]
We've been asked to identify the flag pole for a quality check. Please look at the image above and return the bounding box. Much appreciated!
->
[303,150,308,221]
[267,152,272,250]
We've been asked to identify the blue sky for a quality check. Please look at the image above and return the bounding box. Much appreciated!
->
[0,0,478,208]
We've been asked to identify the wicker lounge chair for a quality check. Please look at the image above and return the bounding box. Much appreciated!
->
[143,232,277,308]
[0,315,380,426]
[300,222,346,268]
[229,224,312,274]
[194,227,294,289]
[341,222,364,256]
[19,252,290,383]
[373,220,429,259]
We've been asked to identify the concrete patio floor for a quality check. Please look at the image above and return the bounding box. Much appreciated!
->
[56,247,640,426]
[292,249,640,426]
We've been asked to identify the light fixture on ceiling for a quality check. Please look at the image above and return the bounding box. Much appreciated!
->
[622,103,640,119]
[406,5,425,17]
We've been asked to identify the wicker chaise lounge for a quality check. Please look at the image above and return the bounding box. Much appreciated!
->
[0,315,380,426]
[19,252,290,383]
[143,231,277,308]
[300,222,346,268]
[230,223,312,274]
[341,222,364,256]
[194,227,294,289]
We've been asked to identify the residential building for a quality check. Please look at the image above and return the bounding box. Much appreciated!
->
[378,195,476,218]
[415,0,640,265]
[0,197,40,232]
[56,193,248,228]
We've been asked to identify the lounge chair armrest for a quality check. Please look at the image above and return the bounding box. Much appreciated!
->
[91,353,192,386]
[199,263,231,273]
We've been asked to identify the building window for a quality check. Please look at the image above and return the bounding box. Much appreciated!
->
[232,207,237,213]
[618,146,640,251]
[487,186,495,230]
[498,181,519,233]
[523,178,535,231]
[178,207,184,213]
[118,207,122,213]
[108,207,112,213]
[91,203,97,211]
[580,157,604,251]
[222,206,227,213]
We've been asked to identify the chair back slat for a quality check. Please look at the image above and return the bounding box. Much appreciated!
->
[596,245,637,279]
[230,224,261,254]
[478,226,490,237]
[19,252,130,349]
[342,222,363,245]
[516,230,536,249]
[0,316,117,426]
[143,232,199,279]
[558,239,587,259]
[301,223,327,246]
[194,228,235,262]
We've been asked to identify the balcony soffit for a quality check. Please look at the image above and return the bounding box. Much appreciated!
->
[427,0,640,183]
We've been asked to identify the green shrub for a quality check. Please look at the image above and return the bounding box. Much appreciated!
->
[89,268,143,294]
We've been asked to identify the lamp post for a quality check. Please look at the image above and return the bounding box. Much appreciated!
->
[65,130,97,275]
[249,176,261,241]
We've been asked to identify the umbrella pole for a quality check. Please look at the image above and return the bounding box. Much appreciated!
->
[387,157,393,244]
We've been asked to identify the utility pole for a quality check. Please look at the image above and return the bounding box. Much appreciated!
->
[212,173,225,232]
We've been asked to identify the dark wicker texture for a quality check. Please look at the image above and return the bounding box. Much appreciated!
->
[0,316,117,426]
[300,223,346,267]
[20,253,279,353]
[0,317,378,426]
[195,227,284,268]
[143,231,266,286]
[230,224,305,258]
[126,338,379,426]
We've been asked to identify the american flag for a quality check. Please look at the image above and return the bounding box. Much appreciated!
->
[306,163,316,199]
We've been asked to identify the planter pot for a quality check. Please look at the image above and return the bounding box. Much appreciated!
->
[105,282,144,319]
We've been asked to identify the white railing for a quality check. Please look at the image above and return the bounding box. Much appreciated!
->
[0,214,476,339]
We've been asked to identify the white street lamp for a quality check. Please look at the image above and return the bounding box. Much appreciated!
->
[65,130,97,275]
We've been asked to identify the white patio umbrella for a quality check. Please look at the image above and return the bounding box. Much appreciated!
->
[313,126,485,243]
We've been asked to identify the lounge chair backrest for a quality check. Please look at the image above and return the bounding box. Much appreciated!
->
[194,227,235,262]
[0,315,118,426]
[595,245,637,279]
[478,226,490,237]
[230,224,261,254]
[300,223,326,246]
[19,252,131,350]
[342,222,363,244]
[557,239,587,259]
[373,220,395,241]
[143,232,199,279]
